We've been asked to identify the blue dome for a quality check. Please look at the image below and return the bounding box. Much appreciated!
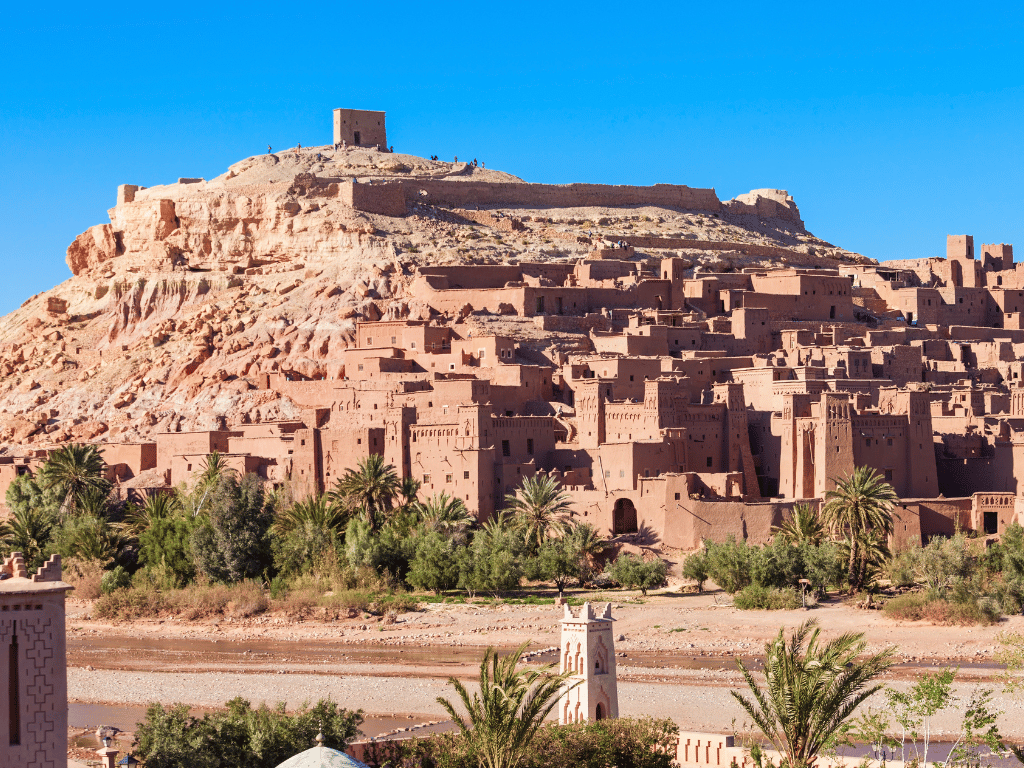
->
[274,745,370,768]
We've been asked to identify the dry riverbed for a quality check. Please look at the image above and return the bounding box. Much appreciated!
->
[65,591,1024,743]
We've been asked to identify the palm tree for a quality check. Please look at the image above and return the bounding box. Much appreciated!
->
[732,620,896,768]
[38,443,109,518]
[398,476,422,509]
[415,492,475,543]
[0,505,55,570]
[273,493,349,536]
[822,466,898,591]
[504,475,575,551]
[773,503,826,546]
[183,452,237,519]
[437,642,579,768]
[566,521,606,585]
[119,491,182,538]
[328,454,399,532]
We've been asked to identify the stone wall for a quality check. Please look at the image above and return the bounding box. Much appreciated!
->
[397,179,725,212]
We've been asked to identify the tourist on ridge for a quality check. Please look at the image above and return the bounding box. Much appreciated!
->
[267,145,272,154]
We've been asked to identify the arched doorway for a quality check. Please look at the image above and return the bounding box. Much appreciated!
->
[595,703,605,721]
[613,499,638,535]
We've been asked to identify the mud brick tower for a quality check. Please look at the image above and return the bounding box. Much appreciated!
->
[558,602,618,724]
[333,108,387,147]
[0,552,72,768]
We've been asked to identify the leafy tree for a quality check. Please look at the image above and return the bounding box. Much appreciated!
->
[733,619,895,768]
[704,536,755,593]
[504,474,574,552]
[885,667,956,765]
[437,642,578,768]
[822,466,897,591]
[608,553,668,596]
[528,535,580,597]
[407,529,462,594]
[459,513,524,596]
[139,515,196,586]
[773,503,826,546]
[328,454,399,532]
[190,473,273,582]
[134,697,363,768]
[5,474,58,520]
[38,443,110,517]
[682,549,709,592]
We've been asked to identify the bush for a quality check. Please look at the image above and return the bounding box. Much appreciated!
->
[100,565,132,594]
[607,553,668,596]
[62,557,105,600]
[733,585,801,610]
[882,592,1000,626]
[135,697,363,768]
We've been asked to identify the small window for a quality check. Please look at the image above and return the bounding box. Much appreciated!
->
[884,469,893,483]
[619,470,625,478]
[706,456,713,468]
[674,492,680,500]
[411,341,417,349]
[887,438,894,447]
[366,337,372,345]
[358,364,364,371]
[464,471,470,479]
[357,438,362,444]
[423,474,431,483]
[502,440,511,457]
[446,474,453,483]
[527,438,534,455]
[391,336,396,344]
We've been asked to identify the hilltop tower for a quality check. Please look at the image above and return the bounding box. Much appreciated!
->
[333,109,387,148]
[0,552,72,768]
[558,602,618,724]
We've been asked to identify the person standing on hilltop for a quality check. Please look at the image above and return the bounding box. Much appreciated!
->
[267,145,272,154]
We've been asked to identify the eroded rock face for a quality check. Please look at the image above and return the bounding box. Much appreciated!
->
[66,224,122,276]
[1,145,858,452]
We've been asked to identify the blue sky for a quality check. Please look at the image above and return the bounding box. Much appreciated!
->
[2,1,1023,315]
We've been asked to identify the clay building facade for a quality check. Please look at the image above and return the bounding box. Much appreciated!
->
[9,234,1024,550]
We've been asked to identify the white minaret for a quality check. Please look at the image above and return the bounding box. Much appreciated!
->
[558,602,618,724]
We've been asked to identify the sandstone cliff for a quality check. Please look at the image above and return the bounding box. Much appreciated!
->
[0,145,864,450]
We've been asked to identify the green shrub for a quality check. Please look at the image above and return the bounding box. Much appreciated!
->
[135,697,362,768]
[100,565,132,594]
[607,553,668,596]
[733,585,801,610]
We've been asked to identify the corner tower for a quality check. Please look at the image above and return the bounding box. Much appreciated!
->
[558,602,618,724]
[0,552,72,768]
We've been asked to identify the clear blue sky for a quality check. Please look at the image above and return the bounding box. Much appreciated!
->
[2,1,1023,315]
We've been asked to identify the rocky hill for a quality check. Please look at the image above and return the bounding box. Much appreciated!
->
[0,145,865,451]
